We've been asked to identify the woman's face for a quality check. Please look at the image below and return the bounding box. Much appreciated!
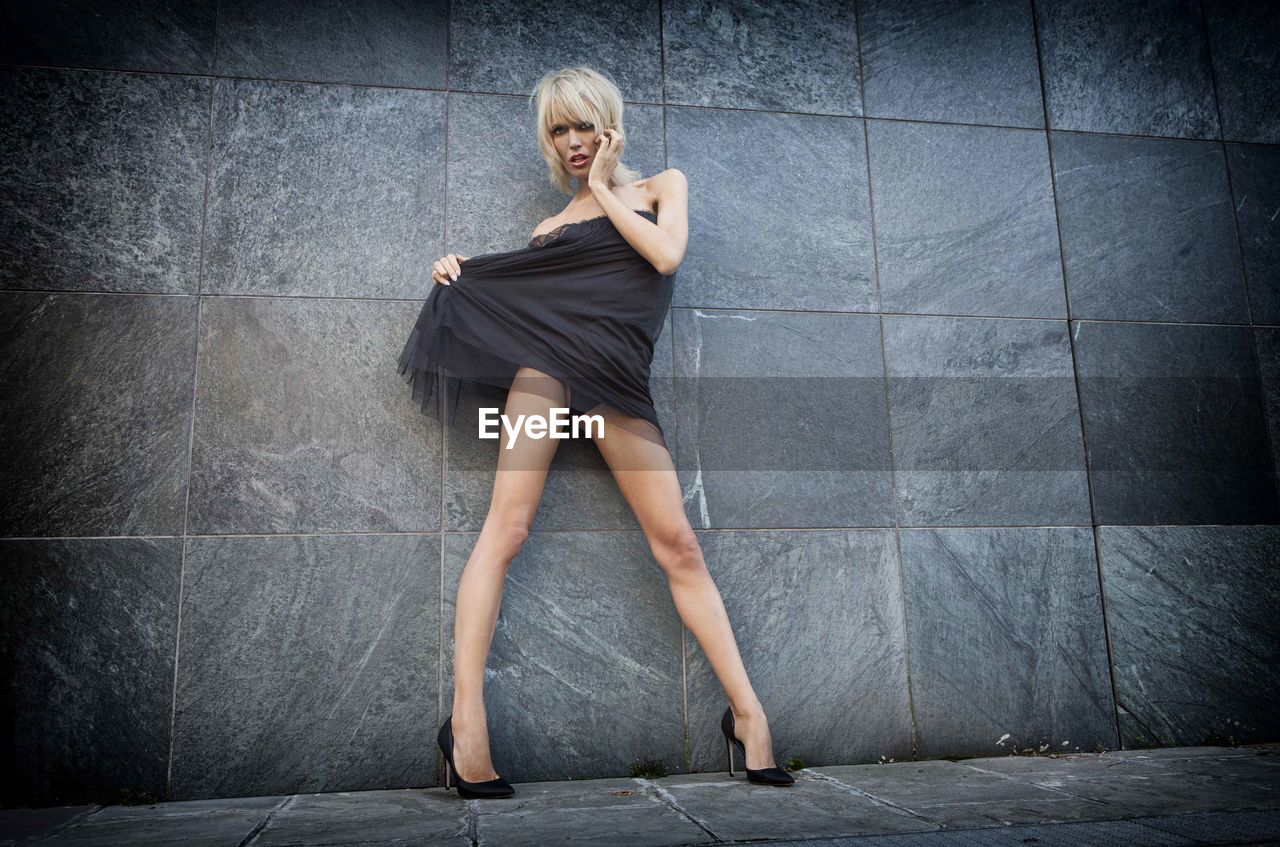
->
[550,117,598,175]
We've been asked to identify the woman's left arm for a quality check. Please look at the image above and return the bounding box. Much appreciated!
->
[592,168,689,276]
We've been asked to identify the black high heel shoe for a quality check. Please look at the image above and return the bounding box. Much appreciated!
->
[437,714,515,798]
[720,706,795,786]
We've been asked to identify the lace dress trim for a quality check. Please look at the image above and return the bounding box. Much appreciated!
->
[528,207,656,248]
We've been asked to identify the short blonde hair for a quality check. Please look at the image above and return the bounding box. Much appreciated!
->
[531,66,642,194]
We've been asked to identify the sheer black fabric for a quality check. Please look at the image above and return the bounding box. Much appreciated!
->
[397,207,674,447]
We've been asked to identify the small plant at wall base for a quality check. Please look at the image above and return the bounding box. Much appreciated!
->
[629,758,669,779]
[1202,734,1240,747]
[1008,742,1109,757]
[994,733,1104,757]
[785,756,805,770]
[118,788,159,806]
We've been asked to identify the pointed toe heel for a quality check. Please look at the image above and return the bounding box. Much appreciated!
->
[437,714,515,799]
[720,706,795,786]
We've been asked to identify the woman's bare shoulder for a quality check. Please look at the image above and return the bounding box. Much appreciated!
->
[640,168,686,187]
[635,169,686,213]
[643,169,687,216]
[636,168,683,184]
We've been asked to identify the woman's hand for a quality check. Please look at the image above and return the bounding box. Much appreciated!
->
[431,253,468,285]
[587,128,623,188]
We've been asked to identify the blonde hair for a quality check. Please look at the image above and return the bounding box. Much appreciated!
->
[531,66,642,195]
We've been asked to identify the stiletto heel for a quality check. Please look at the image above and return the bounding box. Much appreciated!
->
[436,714,515,799]
[719,706,795,786]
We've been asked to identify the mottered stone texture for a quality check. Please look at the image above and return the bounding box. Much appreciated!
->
[1,0,1278,808]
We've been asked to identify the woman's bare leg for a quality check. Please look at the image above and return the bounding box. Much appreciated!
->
[448,367,567,782]
[588,408,780,770]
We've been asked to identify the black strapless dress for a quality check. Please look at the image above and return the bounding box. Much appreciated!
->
[397,207,674,447]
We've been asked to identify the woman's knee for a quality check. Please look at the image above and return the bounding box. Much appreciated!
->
[484,514,533,555]
[654,525,704,573]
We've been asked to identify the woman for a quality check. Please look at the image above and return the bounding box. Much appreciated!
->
[398,66,793,798]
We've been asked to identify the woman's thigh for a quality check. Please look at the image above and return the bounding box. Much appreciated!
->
[588,408,697,558]
[486,366,570,527]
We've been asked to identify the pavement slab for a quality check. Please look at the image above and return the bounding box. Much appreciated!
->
[2,745,1277,846]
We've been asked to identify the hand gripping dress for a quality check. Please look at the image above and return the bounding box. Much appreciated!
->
[397,207,674,447]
